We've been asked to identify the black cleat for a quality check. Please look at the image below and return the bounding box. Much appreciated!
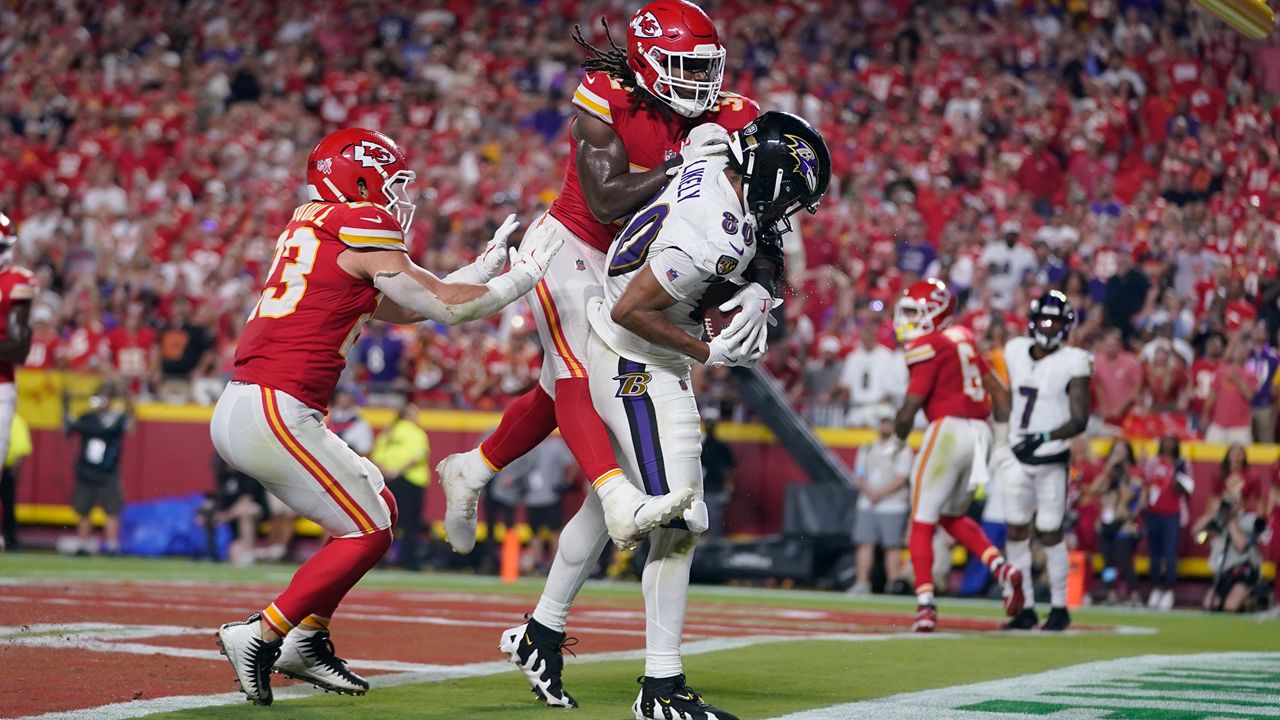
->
[1041,606,1072,631]
[217,614,282,705]
[633,674,738,720]
[275,629,369,695]
[1004,608,1040,630]
[499,617,579,708]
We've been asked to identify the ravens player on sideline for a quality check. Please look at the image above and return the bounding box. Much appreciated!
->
[999,291,1093,631]
[583,111,829,720]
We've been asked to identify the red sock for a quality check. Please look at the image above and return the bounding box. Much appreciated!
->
[939,515,1002,570]
[554,377,620,484]
[263,528,392,634]
[909,521,936,600]
[479,386,558,470]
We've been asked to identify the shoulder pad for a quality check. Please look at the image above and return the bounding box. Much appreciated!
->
[573,72,631,125]
[708,92,762,132]
[334,204,405,251]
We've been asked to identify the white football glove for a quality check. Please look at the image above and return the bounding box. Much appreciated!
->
[502,224,564,296]
[477,213,519,280]
[718,282,781,359]
[705,329,766,368]
[667,123,731,176]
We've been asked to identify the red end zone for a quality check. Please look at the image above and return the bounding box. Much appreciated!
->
[0,579,1086,718]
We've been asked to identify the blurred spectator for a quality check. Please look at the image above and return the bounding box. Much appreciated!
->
[699,407,736,540]
[1194,472,1263,613]
[210,452,267,566]
[1203,340,1257,445]
[508,436,575,573]
[848,411,911,595]
[1093,329,1144,431]
[804,335,846,427]
[356,322,407,397]
[980,221,1035,312]
[371,400,430,571]
[0,413,32,551]
[1141,339,1188,414]
[1141,436,1193,610]
[158,298,214,403]
[1188,332,1227,431]
[1103,251,1153,342]
[840,321,906,427]
[329,388,374,456]
[1243,323,1279,443]
[1067,437,1101,554]
[1091,440,1143,606]
[66,383,132,556]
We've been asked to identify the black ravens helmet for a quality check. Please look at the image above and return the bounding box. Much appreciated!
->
[726,111,831,237]
[1028,290,1075,351]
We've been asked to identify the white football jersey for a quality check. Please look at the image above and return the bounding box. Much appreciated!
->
[590,155,755,366]
[1004,335,1093,461]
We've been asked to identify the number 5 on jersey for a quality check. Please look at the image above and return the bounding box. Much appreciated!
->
[251,227,321,319]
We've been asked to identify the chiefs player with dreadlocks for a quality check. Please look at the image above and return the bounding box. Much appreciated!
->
[435,2,766,716]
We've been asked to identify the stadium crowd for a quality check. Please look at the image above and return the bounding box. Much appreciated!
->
[2,0,1280,443]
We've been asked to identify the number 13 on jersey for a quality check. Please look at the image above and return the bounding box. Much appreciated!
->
[250,227,321,320]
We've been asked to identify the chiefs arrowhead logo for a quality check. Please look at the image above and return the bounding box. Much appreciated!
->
[352,140,396,169]
[631,11,663,38]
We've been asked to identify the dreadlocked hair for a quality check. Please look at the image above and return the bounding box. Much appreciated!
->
[571,18,668,112]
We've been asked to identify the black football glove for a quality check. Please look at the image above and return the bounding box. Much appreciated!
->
[1012,432,1050,463]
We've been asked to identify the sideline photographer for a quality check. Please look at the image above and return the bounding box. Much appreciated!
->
[1193,487,1265,613]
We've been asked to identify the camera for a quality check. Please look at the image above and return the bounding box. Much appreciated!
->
[1196,497,1233,545]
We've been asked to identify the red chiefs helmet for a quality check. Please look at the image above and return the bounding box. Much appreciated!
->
[306,128,417,231]
[894,278,957,344]
[626,0,725,118]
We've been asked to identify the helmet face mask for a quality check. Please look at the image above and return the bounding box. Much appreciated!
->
[641,43,725,117]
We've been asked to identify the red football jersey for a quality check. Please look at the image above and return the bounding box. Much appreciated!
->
[234,201,404,412]
[0,266,36,383]
[25,328,58,370]
[904,325,992,422]
[109,326,156,378]
[550,71,759,252]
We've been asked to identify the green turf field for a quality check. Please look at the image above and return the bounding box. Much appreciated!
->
[2,554,1278,719]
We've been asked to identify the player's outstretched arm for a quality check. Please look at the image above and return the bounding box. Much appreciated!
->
[574,113,682,224]
[612,265,715,362]
[344,230,562,326]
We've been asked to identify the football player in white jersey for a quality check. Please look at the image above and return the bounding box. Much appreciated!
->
[998,290,1093,631]
[582,111,828,720]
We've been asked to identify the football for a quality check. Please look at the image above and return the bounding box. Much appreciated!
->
[699,281,742,338]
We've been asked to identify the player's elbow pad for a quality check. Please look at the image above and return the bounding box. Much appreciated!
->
[373,273,521,326]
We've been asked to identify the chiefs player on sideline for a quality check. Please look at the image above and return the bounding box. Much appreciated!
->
[436,1,769,709]
[0,214,33,553]
[211,127,562,706]
[892,278,1025,632]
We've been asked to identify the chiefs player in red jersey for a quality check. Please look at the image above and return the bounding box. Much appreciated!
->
[0,213,33,552]
[434,2,769,712]
[210,128,562,706]
[892,279,1025,632]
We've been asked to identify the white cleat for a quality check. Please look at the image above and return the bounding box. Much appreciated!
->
[437,450,493,554]
[274,629,369,696]
[216,614,281,706]
[601,482,696,551]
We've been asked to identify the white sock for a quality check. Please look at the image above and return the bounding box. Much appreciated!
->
[593,471,635,503]
[642,528,696,679]
[1044,541,1069,609]
[917,590,935,606]
[463,449,495,487]
[532,493,609,633]
[1005,539,1035,611]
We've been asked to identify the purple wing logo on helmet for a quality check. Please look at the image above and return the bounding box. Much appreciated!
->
[783,134,819,193]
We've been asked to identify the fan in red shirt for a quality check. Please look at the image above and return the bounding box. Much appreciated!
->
[891,278,1024,633]
[108,307,157,395]
[1141,436,1193,609]
[209,127,559,706]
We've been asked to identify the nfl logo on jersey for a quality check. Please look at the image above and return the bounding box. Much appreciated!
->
[575,258,586,272]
